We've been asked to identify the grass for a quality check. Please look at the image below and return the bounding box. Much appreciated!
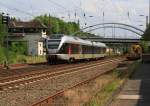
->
[84,76,123,106]
[0,44,46,64]
[25,56,46,64]
[84,60,140,106]
[0,49,46,65]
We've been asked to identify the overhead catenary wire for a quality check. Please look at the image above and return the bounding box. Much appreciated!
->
[0,0,62,22]
[47,0,69,12]
[79,0,88,27]
[109,0,131,24]
[0,0,63,20]
[1,0,92,28]
[0,1,48,25]
[0,1,34,17]
[47,0,73,21]
[46,0,90,27]
[47,0,74,20]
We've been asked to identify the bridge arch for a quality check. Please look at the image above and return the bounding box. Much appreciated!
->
[86,26,142,36]
[72,23,144,36]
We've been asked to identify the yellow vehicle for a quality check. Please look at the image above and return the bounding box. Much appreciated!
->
[126,44,142,60]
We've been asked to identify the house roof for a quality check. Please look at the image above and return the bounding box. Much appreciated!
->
[8,20,47,29]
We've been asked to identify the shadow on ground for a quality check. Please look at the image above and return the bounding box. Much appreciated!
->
[131,62,150,106]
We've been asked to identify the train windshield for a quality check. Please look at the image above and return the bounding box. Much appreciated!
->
[48,40,61,49]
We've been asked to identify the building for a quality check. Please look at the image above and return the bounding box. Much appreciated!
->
[8,20,47,56]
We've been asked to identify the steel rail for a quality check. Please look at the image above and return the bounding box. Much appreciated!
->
[31,58,124,106]
[0,57,113,83]
[0,58,124,90]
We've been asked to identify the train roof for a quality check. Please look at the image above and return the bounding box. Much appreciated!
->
[61,36,106,47]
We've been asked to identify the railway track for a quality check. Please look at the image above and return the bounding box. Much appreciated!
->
[0,57,124,91]
[31,57,126,106]
[0,57,112,78]
[0,57,119,79]
[0,57,115,81]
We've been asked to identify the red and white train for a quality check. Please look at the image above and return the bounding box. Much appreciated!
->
[46,35,107,63]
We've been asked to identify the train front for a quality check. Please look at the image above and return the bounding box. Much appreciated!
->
[46,38,61,63]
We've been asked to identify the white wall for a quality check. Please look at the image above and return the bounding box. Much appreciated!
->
[8,30,47,56]
[24,33,46,56]
[38,42,43,55]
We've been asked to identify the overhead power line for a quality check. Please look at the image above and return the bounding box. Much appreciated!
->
[109,0,131,24]
[0,1,45,23]
[47,0,69,12]
[0,1,34,17]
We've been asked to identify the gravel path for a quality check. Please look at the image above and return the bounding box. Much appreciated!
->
[0,59,123,106]
[110,63,150,106]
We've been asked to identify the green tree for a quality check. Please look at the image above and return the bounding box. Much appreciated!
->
[143,25,150,41]
[142,24,150,53]
[34,14,80,35]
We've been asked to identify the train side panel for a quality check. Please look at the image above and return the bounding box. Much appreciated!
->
[56,53,106,60]
[46,35,107,63]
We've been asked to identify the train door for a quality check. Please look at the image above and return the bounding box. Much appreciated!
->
[78,45,82,59]
[68,44,72,55]
[82,45,85,59]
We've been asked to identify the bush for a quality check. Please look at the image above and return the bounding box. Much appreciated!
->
[0,47,27,64]
[140,40,149,53]
[10,42,27,55]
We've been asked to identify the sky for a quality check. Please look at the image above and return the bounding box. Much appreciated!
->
[0,0,149,38]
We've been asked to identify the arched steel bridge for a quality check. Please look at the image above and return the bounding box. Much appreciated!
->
[81,37,141,44]
[73,23,145,36]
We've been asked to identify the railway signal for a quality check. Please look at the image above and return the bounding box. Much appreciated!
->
[2,15,10,25]
[1,13,10,69]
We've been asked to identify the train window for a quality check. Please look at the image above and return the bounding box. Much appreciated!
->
[59,43,80,54]
[48,40,60,42]
[101,48,104,53]
[82,45,87,54]
[48,40,60,49]
[71,44,79,54]
[48,45,59,49]
[82,45,93,54]
[99,47,105,54]
[89,46,93,54]
[94,47,106,54]
[103,48,106,53]
[82,45,105,54]
[59,43,69,54]
[93,47,96,54]
[102,48,104,53]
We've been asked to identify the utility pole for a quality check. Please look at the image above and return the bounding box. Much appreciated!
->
[48,14,51,35]
[146,16,149,28]
[149,0,150,24]
[103,12,105,38]
[114,24,115,39]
